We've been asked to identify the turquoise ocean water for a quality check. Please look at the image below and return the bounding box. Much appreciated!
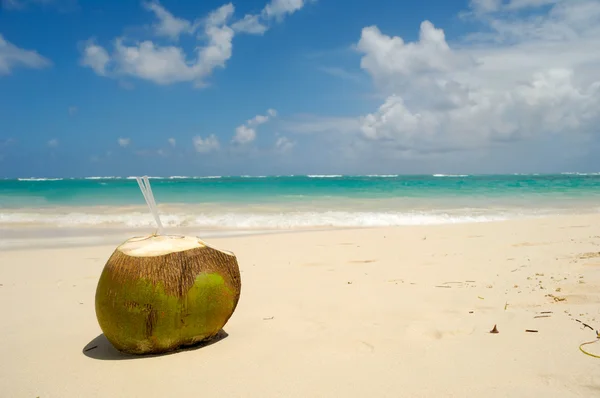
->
[1,174,600,230]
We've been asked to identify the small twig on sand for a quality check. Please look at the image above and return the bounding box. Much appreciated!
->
[575,319,594,331]
[534,315,551,319]
[540,311,553,314]
[263,316,274,321]
[526,330,538,333]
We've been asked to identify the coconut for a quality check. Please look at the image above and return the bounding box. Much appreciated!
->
[93,175,241,355]
[95,234,241,354]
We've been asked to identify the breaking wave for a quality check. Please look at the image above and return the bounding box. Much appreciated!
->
[18,178,63,181]
[0,210,511,229]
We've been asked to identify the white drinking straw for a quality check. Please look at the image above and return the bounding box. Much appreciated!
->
[135,176,165,235]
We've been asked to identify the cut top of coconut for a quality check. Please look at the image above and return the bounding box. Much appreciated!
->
[118,235,207,257]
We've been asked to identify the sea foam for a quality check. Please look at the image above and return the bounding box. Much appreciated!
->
[17,178,63,181]
[0,210,510,229]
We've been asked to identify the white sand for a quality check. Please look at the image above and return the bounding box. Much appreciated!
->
[1,215,600,397]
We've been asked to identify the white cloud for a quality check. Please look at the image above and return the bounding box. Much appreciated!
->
[469,0,502,13]
[465,0,600,44]
[143,1,192,40]
[469,0,559,14]
[112,37,227,85]
[232,125,257,144]
[118,137,130,147]
[275,136,295,153]
[206,2,235,26]
[269,0,600,170]
[250,115,268,125]
[168,137,176,147]
[348,0,600,157]
[233,108,277,144]
[281,115,361,134]
[80,4,234,86]
[232,14,268,35]
[193,134,220,153]
[263,0,305,21]
[80,41,110,76]
[357,21,473,95]
[0,34,51,75]
[80,1,308,86]
[47,138,58,148]
[232,0,307,36]
[505,0,559,10]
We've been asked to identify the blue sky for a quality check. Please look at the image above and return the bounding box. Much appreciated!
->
[1,0,600,177]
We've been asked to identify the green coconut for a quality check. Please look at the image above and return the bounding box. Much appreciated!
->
[95,234,241,355]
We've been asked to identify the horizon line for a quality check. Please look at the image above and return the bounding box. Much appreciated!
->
[3,172,600,180]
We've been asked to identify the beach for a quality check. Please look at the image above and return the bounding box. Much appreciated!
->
[1,214,600,397]
[4,0,600,394]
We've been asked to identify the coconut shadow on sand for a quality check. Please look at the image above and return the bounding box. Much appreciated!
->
[82,329,229,360]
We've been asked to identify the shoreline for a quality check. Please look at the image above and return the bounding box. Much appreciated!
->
[1,204,598,231]
[1,212,599,251]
